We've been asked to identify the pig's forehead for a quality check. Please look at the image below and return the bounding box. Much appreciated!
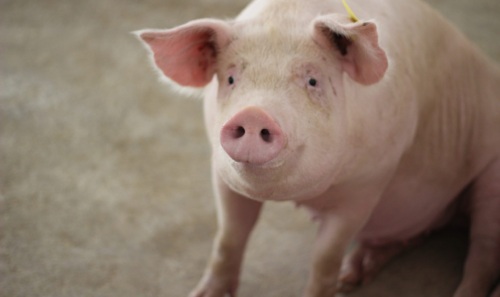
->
[228,20,317,61]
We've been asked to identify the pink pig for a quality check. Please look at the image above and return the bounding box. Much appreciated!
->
[135,0,500,296]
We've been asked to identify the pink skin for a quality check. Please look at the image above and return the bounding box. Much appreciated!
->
[135,0,500,296]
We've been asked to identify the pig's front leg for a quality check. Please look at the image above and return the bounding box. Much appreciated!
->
[189,173,262,297]
[303,188,382,297]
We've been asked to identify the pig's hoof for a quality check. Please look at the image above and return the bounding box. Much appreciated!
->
[453,279,500,297]
[338,240,421,292]
[188,286,234,297]
[188,275,237,297]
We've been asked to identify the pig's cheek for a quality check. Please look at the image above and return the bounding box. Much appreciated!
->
[216,79,232,101]
[306,86,327,107]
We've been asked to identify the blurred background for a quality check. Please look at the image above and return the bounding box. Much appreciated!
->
[1,0,499,296]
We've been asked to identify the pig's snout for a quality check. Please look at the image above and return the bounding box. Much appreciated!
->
[220,107,286,165]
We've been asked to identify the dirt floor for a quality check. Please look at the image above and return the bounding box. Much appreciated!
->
[1,0,499,296]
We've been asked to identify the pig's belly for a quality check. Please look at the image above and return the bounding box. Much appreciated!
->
[358,179,464,246]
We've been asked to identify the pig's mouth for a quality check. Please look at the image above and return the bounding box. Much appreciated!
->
[218,144,311,199]
[218,141,337,202]
[223,161,294,201]
[230,152,286,169]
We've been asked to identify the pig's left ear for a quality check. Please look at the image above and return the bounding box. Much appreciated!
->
[312,14,388,85]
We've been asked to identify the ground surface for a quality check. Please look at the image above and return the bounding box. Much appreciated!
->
[1,0,499,296]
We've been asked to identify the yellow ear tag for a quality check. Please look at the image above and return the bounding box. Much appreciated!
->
[342,0,359,22]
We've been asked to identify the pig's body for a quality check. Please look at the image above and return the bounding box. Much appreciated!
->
[209,0,500,242]
[137,0,500,296]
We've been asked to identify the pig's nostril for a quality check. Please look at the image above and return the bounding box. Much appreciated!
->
[260,129,271,142]
[234,126,245,138]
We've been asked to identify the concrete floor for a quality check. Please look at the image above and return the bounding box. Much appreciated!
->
[1,0,499,296]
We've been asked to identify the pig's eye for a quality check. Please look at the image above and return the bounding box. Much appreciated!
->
[308,78,317,87]
[228,76,235,85]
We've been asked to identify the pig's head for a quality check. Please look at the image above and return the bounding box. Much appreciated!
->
[136,13,388,201]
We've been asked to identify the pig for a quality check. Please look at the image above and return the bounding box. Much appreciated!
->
[135,0,500,296]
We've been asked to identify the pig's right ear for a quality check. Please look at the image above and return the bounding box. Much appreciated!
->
[134,19,233,88]
[312,14,388,85]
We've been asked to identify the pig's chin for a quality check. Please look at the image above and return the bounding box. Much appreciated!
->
[215,152,333,202]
